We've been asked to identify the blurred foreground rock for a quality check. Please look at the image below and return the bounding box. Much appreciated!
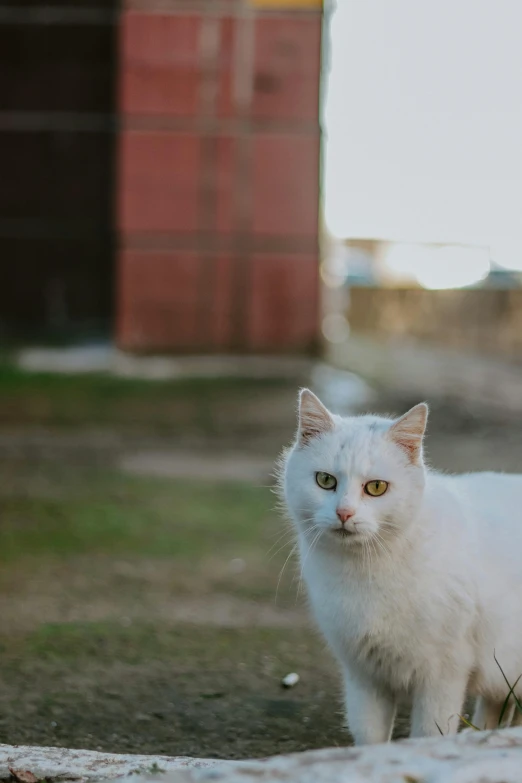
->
[0,745,232,781]
[3,728,522,783]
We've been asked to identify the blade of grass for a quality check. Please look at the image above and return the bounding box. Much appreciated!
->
[498,672,522,726]
[494,651,522,713]
[458,714,480,731]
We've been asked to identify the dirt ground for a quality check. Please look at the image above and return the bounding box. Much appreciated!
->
[0,366,520,760]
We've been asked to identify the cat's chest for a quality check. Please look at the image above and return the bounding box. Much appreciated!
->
[304,554,418,628]
[304,556,430,686]
[309,570,418,641]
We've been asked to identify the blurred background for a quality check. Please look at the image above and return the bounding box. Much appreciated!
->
[2,0,522,762]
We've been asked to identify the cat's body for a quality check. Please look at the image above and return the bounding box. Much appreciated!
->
[280,392,522,745]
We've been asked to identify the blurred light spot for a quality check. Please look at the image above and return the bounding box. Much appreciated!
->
[382,244,490,289]
[322,314,350,343]
[320,259,345,288]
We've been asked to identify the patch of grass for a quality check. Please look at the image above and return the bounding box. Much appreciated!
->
[494,652,522,719]
[10,621,307,665]
[147,763,165,775]
[459,654,522,731]
[0,365,293,430]
[0,470,276,563]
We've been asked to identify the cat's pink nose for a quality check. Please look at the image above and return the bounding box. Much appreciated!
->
[336,507,355,524]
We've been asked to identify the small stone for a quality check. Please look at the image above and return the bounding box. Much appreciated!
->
[229,558,246,574]
[281,672,300,688]
[135,712,152,722]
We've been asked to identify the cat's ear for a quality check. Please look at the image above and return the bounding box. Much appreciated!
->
[297,389,334,446]
[387,403,428,464]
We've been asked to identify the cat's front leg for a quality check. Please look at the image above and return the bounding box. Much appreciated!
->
[410,671,469,738]
[342,666,396,745]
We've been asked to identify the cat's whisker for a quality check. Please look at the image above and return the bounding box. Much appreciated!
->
[374,541,392,566]
[360,537,368,577]
[270,524,294,537]
[373,539,391,569]
[300,529,322,571]
[303,522,324,535]
[267,515,321,558]
[265,531,295,555]
[267,536,298,562]
[368,537,378,572]
[362,539,369,580]
[381,518,401,531]
[297,528,323,601]
[275,543,298,605]
[372,531,394,565]
[378,531,394,556]
[363,538,373,583]
[267,523,294,541]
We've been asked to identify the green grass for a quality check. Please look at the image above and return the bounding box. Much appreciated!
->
[459,653,522,731]
[16,621,295,664]
[0,365,290,564]
[0,470,276,563]
[0,367,295,604]
[0,365,287,397]
[0,365,293,430]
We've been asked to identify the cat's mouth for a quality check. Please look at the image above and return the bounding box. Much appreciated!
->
[332,527,355,538]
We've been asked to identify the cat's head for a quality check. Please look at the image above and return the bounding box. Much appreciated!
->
[281,389,428,551]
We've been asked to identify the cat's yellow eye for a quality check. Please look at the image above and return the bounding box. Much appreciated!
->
[364,480,389,497]
[316,472,337,490]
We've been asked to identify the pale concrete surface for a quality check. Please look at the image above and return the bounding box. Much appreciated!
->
[4,728,522,783]
[17,346,114,375]
[134,728,522,783]
[0,744,233,781]
[16,348,314,382]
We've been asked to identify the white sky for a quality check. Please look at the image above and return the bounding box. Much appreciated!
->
[323,0,522,270]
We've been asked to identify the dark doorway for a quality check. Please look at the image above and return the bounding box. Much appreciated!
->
[0,0,118,343]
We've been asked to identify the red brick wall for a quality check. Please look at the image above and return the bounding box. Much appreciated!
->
[116,0,322,353]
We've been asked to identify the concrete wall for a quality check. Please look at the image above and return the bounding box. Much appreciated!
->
[347,287,522,362]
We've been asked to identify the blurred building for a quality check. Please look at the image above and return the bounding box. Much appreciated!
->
[329,238,522,291]
[328,239,522,363]
[2,0,323,353]
[1,0,117,342]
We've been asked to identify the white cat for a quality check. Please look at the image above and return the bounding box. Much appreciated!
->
[279,388,522,745]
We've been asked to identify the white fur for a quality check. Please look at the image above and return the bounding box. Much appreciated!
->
[280,390,522,745]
